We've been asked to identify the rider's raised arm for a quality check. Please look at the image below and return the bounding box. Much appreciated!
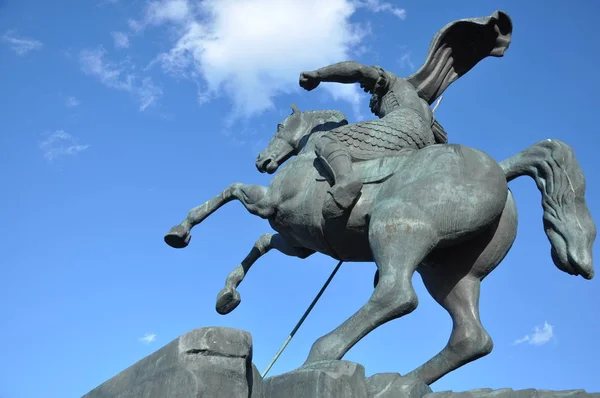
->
[313,62,380,85]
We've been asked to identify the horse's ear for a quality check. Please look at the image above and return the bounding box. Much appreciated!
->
[291,104,300,114]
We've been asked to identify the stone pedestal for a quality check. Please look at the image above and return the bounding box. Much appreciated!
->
[367,373,432,398]
[82,327,261,398]
[264,360,368,398]
[424,389,598,398]
[82,327,599,398]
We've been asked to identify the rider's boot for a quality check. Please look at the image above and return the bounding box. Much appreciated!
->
[316,135,363,219]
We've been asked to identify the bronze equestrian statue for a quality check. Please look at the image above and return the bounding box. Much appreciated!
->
[164,11,596,386]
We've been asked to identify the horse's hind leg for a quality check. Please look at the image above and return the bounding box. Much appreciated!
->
[407,272,492,385]
[406,193,518,385]
[304,203,438,364]
[216,233,314,315]
[165,183,275,248]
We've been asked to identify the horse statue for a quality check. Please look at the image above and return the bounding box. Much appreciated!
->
[164,104,596,385]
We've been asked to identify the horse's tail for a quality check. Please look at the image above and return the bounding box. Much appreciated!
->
[499,139,596,279]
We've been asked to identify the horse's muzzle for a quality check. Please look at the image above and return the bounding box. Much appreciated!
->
[256,155,279,174]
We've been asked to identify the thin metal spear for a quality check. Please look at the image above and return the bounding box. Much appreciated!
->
[261,260,344,378]
[432,95,444,114]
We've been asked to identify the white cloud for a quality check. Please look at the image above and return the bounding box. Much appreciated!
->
[39,130,89,162]
[399,51,415,71]
[2,31,43,55]
[139,332,157,344]
[513,322,554,346]
[134,0,407,120]
[111,31,130,49]
[138,77,163,111]
[325,83,365,121]
[128,18,144,33]
[66,96,80,108]
[358,0,406,19]
[79,47,134,91]
[79,47,161,111]
[145,0,191,25]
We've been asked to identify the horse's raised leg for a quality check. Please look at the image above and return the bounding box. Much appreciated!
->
[216,233,314,314]
[405,272,492,385]
[165,183,275,248]
[304,204,438,364]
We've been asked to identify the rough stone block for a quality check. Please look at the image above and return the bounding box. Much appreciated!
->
[426,389,598,398]
[81,327,600,398]
[82,327,261,398]
[366,373,432,398]
[264,360,367,398]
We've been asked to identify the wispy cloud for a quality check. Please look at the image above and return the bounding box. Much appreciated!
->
[39,130,89,162]
[127,18,144,33]
[66,96,80,108]
[513,322,554,346]
[398,46,415,71]
[79,47,134,91]
[2,31,43,55]
[138,77,163,111]
[143,0,191,25]
[358,0,407,19]
[111,31,130,49]
[139,332,157,344]
[127,0,408,121]
[79,47,161,111]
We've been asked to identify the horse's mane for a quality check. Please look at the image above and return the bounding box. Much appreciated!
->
[301,110,349,137]
[304,109,348,124]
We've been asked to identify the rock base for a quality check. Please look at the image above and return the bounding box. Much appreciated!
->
[82,327,261,398]
[425,390,598,398]
[264,360,369,397]
[82,327,599,398]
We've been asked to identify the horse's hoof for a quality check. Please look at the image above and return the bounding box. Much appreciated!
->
[216,288,241,315]
[164,225,191,248]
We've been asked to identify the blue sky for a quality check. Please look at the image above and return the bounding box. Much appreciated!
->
[1,0,599,397]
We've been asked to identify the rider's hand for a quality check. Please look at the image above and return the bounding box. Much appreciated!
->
[373,75,387,94]
[361,75,385,94]
[360,80,374,94]
[299,71,320,91]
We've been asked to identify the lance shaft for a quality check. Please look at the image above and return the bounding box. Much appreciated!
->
[261,260,344,378]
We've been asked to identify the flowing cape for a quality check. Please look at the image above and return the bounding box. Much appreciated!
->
[406,11,513,105]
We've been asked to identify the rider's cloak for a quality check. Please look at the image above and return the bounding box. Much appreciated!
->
[407,10,513,105]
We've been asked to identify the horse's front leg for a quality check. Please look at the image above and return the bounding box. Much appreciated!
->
[216,233,315,314]
[165,183,275,248]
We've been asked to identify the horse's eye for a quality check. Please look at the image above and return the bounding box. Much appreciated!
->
[277,124,284,131]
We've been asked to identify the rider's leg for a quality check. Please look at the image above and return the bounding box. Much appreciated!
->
[315,134,363,218]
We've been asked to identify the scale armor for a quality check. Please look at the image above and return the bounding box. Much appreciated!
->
[329,104,436,161]
[326,66,437,161]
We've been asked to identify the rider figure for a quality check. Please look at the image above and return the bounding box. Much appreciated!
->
[300,62,437,219]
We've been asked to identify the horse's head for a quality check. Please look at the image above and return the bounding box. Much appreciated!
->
[256,104,309,174]
[256,105,347,174]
